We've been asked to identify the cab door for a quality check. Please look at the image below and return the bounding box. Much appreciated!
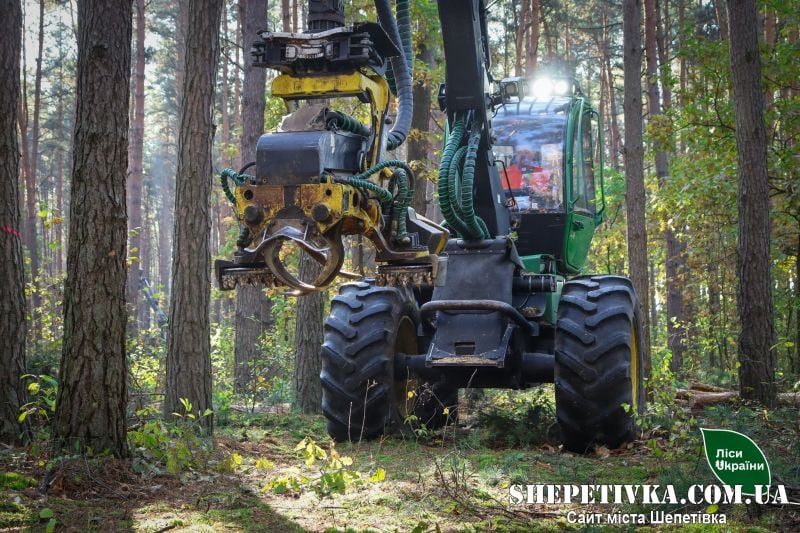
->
[563,101,600,273]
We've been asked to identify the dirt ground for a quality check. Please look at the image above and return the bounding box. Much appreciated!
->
[1,399,799,532]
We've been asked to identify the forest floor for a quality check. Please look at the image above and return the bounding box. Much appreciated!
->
[1,390,799,532]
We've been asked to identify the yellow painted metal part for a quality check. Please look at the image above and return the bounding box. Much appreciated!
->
[235,182,380,239]
[272,69,390,168]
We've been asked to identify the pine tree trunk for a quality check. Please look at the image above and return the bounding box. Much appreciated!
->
[0,0,28,445]
[164,0,223,431]
[233,7,242,165]
[408,42,434,216]
[127,0,146,337]
[140,217,152,331]
[601,6,621,170]
[293,253,324,414]
[515,0,529,76]
[525,0,540,74]
[644,0,684,370]
[159,138,172,300]
[233,287,273,393]
[708,263,722,368]
[714,0,729,41]
[221,7,231,168]
[727,0,776,406]
[55,52,66,276]
[233,0,270,395]
[52,0,132,457]
[623,0,651,377]
[25,0,45,330]
[282,0,291,31]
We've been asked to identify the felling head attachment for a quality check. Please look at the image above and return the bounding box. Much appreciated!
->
[215,0,447,295]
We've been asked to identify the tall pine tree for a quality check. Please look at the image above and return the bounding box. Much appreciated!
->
[164,0,223,431]
[53,0,132,457]
[0,0,27,445]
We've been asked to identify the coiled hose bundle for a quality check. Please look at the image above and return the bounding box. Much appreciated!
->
[437,115,490,240]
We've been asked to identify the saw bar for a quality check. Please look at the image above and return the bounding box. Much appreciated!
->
[375,264,435,287]
[215,260,280,291]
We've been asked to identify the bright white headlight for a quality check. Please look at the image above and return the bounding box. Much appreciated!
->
[554,79,570,95]
[531,78,553,98]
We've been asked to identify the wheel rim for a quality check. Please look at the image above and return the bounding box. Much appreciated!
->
[394,315,418,419]
[631,323,640,414]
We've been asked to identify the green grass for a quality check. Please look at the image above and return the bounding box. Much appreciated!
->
[0,470,37,490]
[1,402,798,531]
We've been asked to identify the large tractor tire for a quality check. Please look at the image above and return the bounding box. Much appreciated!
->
[320,280,420,442]
[554,275,645,453]
[412,383,459,430]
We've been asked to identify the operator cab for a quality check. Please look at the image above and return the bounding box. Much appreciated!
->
[492,94,604,274]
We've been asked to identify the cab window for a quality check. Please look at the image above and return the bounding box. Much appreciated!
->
[571,111,596,214]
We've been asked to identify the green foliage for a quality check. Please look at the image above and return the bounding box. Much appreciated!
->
[0,501,36,529]
[0,472,37,491]
[128,326,167,416]
[474,388,555,447]
[266,437,384,497]
[38,508,56,533]
[128,399,214,475]
[18,374,58,430]
[629,351,701,460]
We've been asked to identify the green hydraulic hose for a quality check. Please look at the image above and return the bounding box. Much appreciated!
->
[459,126,490,239]
[447,145,469,219]
[329,159,414,240]
[220,168,248,206]
[331,175,393,203]
[326,111,370,137]
[437,117,472,238]
[391,168,411,243]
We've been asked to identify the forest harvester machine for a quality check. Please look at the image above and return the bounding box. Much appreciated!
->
[216,0,645,451]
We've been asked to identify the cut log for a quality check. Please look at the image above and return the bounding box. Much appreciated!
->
[689,382,728,392]
[675,389,800,409]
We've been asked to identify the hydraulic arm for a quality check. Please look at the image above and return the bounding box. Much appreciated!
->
[215,0,446,294]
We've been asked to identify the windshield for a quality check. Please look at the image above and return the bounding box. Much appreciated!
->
[492,98,569,213]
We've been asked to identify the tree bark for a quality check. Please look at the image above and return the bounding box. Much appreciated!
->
[53,0,132,457]
[515,0,529,76]
[0,0,28,446]
[714,0,729,41]
[282,0,291,31]
[293,253,324,414]
[408,42,434,216]
[221,8,232,168]
[233,287,273,393]
[727,0,776,406]
[164,0,223,431]
[25,0,45,330]
[525,0,540,74]
[233,0,271,395]
[158,137,172,300]
[601,6,621,170]
[623,0,651,377]
[55,46,67,276]
[644,0,684,370]
[127,0,146,336]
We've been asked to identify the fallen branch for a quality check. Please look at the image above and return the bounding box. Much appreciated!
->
[676,389,800,409]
